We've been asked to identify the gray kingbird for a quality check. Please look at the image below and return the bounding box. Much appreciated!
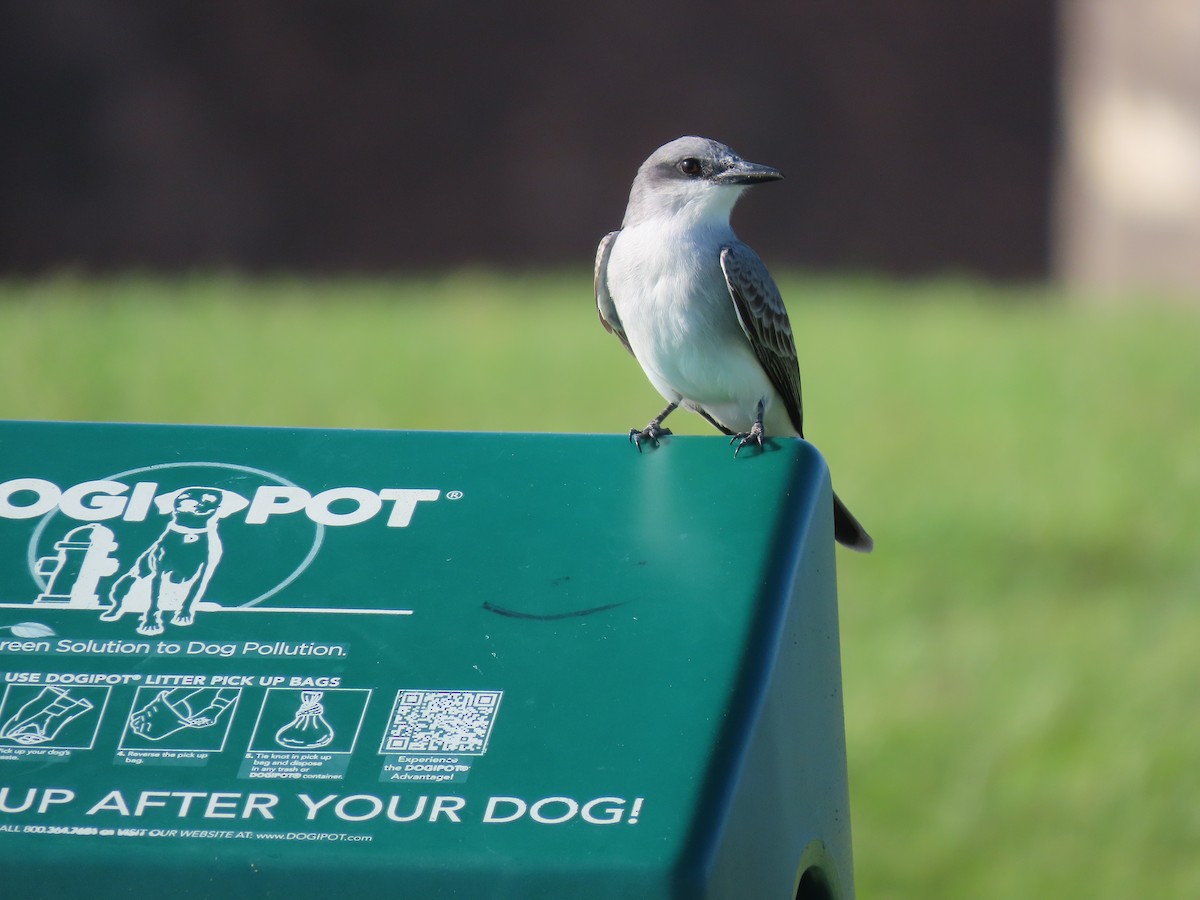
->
[595,136,873,552]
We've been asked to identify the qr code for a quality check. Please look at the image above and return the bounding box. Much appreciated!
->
[382,690,502,755]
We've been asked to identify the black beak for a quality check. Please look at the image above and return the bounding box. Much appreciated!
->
[713,159,784,186]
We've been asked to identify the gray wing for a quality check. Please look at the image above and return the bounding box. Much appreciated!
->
[720,242,804,435]
[595,230,634,356]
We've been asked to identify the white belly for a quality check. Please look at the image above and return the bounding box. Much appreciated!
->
[606,226,795,436]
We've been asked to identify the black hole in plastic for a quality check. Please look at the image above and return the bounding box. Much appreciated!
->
[795,866,835,900]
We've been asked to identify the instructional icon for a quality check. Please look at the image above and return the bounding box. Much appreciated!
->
[129,688,239,743]
[275,691,334,749]
[0,684,107,750]
[248,688,370,756]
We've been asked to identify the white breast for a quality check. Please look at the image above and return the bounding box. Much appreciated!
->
[605,221,784,434]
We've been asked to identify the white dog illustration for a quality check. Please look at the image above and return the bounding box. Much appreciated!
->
[101,487,246,636]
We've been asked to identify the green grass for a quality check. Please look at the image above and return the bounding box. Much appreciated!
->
[2,272,1198,898]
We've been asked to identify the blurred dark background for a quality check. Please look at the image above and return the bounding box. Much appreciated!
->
[1,1,1057,278]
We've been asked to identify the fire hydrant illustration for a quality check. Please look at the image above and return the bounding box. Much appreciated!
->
[35,524,120,608]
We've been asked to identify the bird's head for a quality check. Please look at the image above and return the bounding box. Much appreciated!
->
[622,136,783,228]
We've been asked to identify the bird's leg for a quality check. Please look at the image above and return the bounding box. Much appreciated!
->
[629,402,678,451]
[731,399,767,456]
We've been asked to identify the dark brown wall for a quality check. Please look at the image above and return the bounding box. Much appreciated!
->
[0,1,1056,277]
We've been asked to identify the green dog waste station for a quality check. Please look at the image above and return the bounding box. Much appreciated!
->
[0,419,854,899]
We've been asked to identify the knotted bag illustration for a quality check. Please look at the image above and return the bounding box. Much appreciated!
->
[275,691,334,749]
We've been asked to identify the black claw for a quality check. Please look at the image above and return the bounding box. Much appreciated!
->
[732,401,768,457]
[629,423,672,452]
[731,426,765,457]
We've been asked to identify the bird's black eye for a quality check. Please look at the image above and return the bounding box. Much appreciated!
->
[677,158,703,177]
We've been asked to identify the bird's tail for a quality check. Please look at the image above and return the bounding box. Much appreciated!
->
[832,492,873,553]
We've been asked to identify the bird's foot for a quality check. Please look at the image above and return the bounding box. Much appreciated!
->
[629,422,673,452]
[731,421,765,457]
